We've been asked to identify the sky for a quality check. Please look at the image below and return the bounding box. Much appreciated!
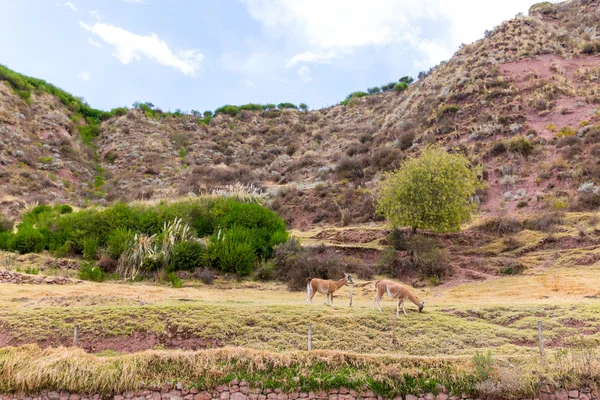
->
[0,0,541,113]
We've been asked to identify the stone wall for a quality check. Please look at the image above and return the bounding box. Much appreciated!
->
[0,381,597,400]
[0,271,75,284]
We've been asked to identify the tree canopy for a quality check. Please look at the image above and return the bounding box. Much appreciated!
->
[376,146,483,233]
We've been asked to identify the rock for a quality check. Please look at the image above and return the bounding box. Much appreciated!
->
[406,395,418,400]
[48,393,60,400]
[568,390,579,399]
[556,389,568,400]
[425,394,435,400]
[114,396,125,400]
[230,394,248,400]
[177,383,183,390]
[437,394,448,400]
[219,392,230,400]
[194,392,212,400]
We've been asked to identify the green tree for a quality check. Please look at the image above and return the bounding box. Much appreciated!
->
[399,76,414,85]
[376,146,482,234]
[299,103,308,111]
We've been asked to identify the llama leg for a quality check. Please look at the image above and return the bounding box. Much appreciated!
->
[378,298,382,312]
[309,287,316,304]
[396,299,400,317]
[402,300,407,315]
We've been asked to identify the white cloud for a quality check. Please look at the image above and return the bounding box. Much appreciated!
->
[240,80,255,88]
[60,1,77,12]
[88,37,102,48]
[297,65,311,84]
[243,0,537,69]
[285,51,339,68]
[80,21,205,77]
[77,71,90,81]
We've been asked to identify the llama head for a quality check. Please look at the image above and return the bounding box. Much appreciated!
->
[418,301,425,313]
[344,273,354,284]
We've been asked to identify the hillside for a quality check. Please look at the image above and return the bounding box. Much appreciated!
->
[1,1,600,229]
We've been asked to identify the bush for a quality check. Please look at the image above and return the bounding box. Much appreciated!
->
[169,241,204,272]
[393,82,408,93]
[214,105,240,117]
[367,87,381,95]
[508,137,533,156]
[167,272,183,288]
[476,216,523,235]
[106,228,134,259]
[523,212,564,232]
[78,261,106,282]
[207,226,257,276]
[195,267,214,284]
[277,102,298,110]
[13,226,45,254]
[387,228,409,251]
[83,236,99,260]
[0,232,13,251]
[254,260,276,281]
[397,132,415,150]
[376,246,398,276]
[274,240,362,291]
[55,204,73,214]
[489,142,507,156]
[0,217,12,233]
[409,235,450,278]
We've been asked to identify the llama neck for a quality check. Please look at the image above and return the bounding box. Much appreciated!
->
[405,290,421,307]
[335,277,347,289]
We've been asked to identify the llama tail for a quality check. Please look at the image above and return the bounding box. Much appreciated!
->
[306,278,313,283]
[374,280,380,289]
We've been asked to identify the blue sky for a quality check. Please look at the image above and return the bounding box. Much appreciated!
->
[0,0,539,113]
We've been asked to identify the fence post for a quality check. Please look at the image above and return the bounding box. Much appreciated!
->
[308,323,312,351]
[74,324,79,347]
[538,320,544,357]
[349,284,354,307]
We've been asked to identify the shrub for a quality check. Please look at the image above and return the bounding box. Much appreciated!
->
[397,132,415,150]
[393,82,408,93]
[277,102,298,110]
[476,216,522,235]
[523,212,564,232]
[24,267,39,275]
[254,260,276,281]
[55,204,73,214]
[497,258,525,275]
[508,137,533,156]
[556,126,576,137]
[169,241,204,272]
[472,351,493,380]
[0,216,12,233]
[167,272,183,288]
[409,235,450,278]
[381,82,396,92]
[0,232,13,251]
[207,227,257,276]
[13,226,45,254]
[335,157,364,181]
[78,261,106,282]
[387,228,409,251]
[376,246,398,276]
[367,87,381,94]
[106,228,134,259]
[299,103,308,111]
[581,41,600,55]
[214,105,240,117]
[83,236,99,260]
[489,141,507,156]
[195,267,214,284]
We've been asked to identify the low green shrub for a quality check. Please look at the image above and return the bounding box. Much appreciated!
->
[508,137,533,156]
[83,236,99,260]
[106,228,134,259]
[167,272,183,288]
[207,227,257,276]
[78,261,106,282]
[393,82,408,93]
[13,225,45,254]
[169,241,204,272]
[24,267,39,275]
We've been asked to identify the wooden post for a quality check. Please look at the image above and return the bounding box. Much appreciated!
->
[538,320,544,357]
[73,324,79,347]
[349,284,354,307]
[308,323,312,351]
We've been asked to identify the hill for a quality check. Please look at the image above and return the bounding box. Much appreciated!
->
[1,1,600,229]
